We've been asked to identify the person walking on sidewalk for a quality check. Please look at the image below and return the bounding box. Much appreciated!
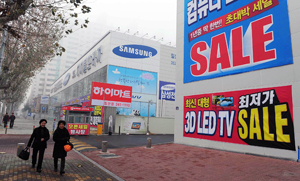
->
[2,113,9,128]
[53,120,70,175]
[9,113,16,128]
[27,119,50,173]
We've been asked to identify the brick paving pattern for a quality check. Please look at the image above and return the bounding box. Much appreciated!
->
[0,135,118,181]
[83,143,300,181]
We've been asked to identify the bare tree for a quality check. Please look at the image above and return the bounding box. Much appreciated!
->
[0,0,91,101]
[0,0,90,36]
[0,0,72,102]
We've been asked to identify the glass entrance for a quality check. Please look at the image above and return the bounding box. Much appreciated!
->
[68,115,89,123]
[75,116,82,123]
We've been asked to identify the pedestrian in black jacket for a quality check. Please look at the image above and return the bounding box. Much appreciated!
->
[9,113,16,128]
[2,113,9,128]
[53,120,70,175]
[27,119,50,173]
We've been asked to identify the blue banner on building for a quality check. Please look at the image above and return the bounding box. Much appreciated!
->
[159,81,175,101]
[108,65,158,117]
[184,0,293,83]
[107,65,157,95]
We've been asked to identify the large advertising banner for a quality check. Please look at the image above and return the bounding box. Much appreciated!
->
[107,65,157,95]
[184,0,293,83]
[108,65,157,116]
[183,85,295,151]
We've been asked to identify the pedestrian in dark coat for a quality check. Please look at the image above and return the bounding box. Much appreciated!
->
[9,113,16,128]
[27,119,50,173]
[53,120,70,175]
[2,113,9,128]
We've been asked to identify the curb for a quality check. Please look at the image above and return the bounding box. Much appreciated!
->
[73,149,124,181]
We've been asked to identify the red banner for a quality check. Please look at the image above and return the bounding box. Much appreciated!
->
[90,82,132,108]
[183,85,295,151]
[67,123,89,135]
[61,106,93,112]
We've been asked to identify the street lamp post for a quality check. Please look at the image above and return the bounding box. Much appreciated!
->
[147,100,153,134]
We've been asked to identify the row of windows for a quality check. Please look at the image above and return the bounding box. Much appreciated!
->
[50,66,107,107]
[40,78,56,82]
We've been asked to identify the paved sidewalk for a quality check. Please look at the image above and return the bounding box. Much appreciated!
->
[71,135,174,151]
[0,135,120,181]
[0,118,56,135]
[83,143,300,181]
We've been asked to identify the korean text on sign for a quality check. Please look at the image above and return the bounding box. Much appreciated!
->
[185,97,210,108]
[68,124,89,135]
[93,87,131,98]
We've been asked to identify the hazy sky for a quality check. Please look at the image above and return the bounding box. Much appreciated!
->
[75,0,177,46]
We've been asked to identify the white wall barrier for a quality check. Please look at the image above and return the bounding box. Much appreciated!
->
[115,115,174,135]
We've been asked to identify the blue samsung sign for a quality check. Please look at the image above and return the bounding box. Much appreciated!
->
[113,44,157,59]
[159,81,175,101]
[63,73,70,86]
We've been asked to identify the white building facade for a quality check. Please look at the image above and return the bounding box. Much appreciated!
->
[49,31,176,131]
[175,0,300,160]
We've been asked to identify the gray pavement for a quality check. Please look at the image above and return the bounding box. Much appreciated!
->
[0,135,121,181]
[0,117,56,135]
[2,117,300,180]
[71,134,174,151]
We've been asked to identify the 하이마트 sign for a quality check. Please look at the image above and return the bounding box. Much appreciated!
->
[184,0,293,83]
[183,85,295,151]
[90,82,132,108]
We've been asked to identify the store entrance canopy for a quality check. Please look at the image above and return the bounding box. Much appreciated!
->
[90,82,132,108]
[61,106,93,111]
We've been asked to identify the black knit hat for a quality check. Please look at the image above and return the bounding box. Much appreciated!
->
[57,120,66,126]
[39,119,47,124]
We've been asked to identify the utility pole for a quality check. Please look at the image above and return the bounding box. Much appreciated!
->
[147,100,153,134]
[0,28,7,75]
